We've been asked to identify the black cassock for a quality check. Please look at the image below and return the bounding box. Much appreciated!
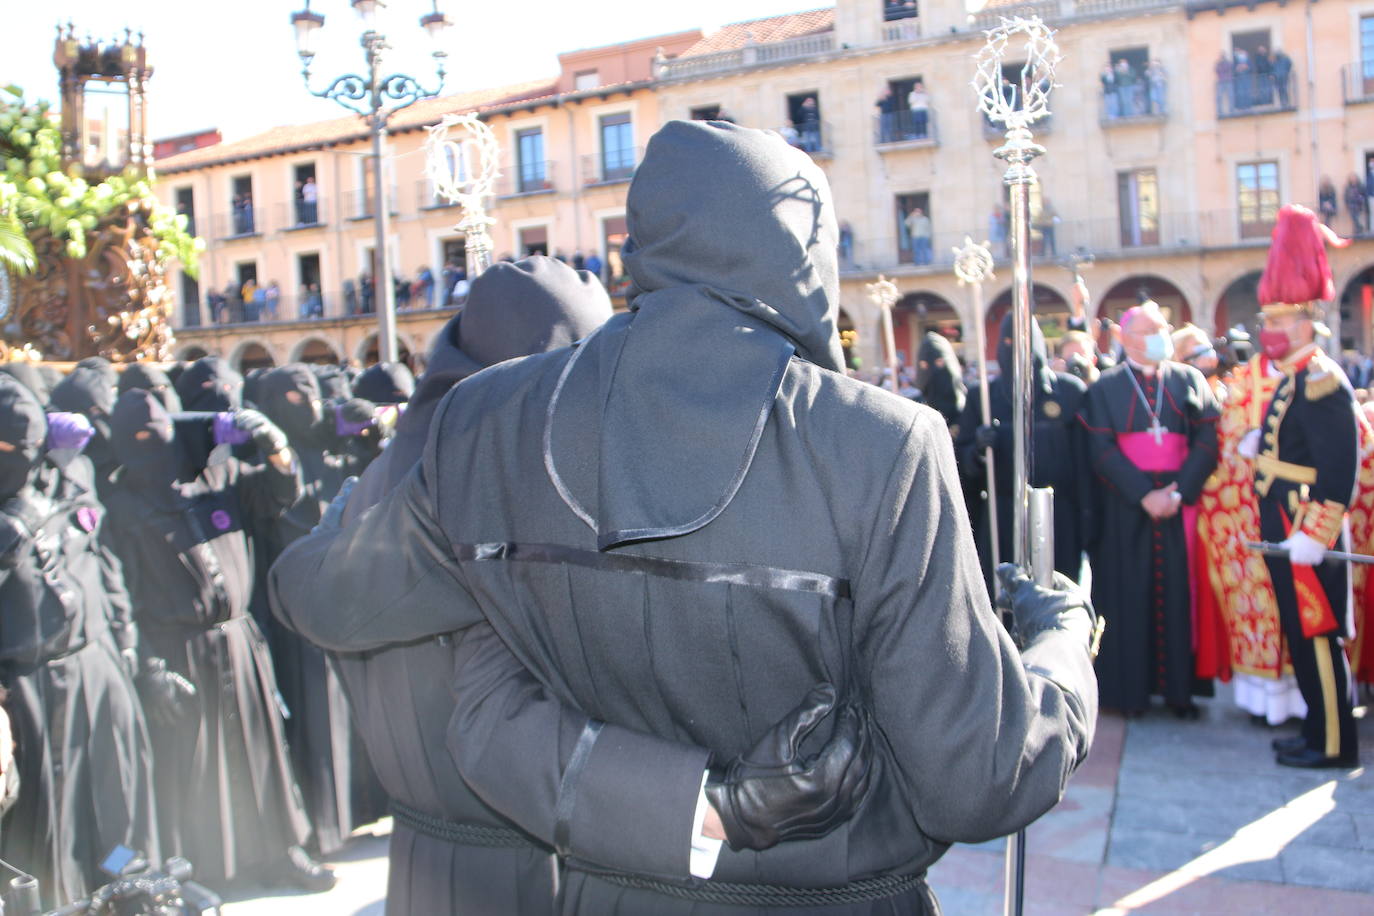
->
[0,377,156,908]
[255,366,385,855]
[954,315,1091,585]
[1079,361,1219,713]
[105,392,310,886]
[273,122,1096,914]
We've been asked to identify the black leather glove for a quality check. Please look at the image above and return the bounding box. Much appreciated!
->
[136,657,198,728]
[234,408,290,457]
[0,514,30,569]
[704,683,872,852]
[995,563,1097,651]
[316,477,357,533]
[974,422,999,452]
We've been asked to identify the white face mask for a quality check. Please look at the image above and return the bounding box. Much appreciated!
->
[1143,331,1174,363]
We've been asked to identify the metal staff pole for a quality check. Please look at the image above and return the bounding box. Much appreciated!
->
[973,17,1061,916]
[867,276,902,395]
[425,113,503,279]
[954,238,1000,572]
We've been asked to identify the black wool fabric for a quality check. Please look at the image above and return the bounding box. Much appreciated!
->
[49,366,115,441]
[0,375,46,499]
[173,357,244,477]
[74,356,117,392]
[0,363,50,407]
[353,361,414,404]
[117,362,183,414]
[916,332,966,429]
[311,364,352,401]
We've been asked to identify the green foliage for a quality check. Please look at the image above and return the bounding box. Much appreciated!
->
[0,85,202,276]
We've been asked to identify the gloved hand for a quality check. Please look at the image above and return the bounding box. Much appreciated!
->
[335,399,377,438]
[703,683,872,852]
[233,409,289,457]
[975,422,999,452]
[996,563,1097,651]
[1280,530,1326,567]
[316,477,357,533]
[0,514,30,569]
[1237,429,1261,460]
[45,412,94,452]
[136,657,197,728]
[213,412,252,446]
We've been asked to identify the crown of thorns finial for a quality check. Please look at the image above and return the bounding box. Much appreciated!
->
[425,114,502,214]
[953,237,996,286]
[972,17,1061,131]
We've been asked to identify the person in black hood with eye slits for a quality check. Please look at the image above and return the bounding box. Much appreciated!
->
[352,361,413,405]
[172,357,244,478]
[117,363,183,415]
[0,376,158,907]
[914,330,967,432]
[273,121,1099,915]
[954,313,1092,588]
[48,367,118,499]
[255,364,385,855]
[103,389,334,893]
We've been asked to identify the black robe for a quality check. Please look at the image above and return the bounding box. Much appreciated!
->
[915,332,966,431]
[0,457,157,908]
[273,122,1097,914]
[104,433,310,886]
[1079,360,1220,713]
[255,366,384,855]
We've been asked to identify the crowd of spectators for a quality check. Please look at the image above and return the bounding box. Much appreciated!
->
[1215,45,1294,114]
[1100,57,1168,119]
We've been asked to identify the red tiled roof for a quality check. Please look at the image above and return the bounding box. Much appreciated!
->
[681,8,835,58]
[155,77,558,173]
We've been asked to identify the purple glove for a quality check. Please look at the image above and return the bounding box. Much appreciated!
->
[45,412,94,452]
[213,412,251,446]
[335,401,375,437]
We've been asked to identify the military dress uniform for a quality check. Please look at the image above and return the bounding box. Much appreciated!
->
[1254,344,1360,766]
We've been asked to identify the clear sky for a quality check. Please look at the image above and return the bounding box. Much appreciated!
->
[7,0,821,141]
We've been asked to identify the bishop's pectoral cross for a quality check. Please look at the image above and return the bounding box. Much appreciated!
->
[1148,420,1165,446]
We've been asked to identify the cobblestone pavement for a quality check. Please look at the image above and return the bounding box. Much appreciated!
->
[224,682,1371,915]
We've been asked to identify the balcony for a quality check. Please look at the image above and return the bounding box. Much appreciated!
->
[658,31,835,81]
[217,206,259,240]
[416,179,459,210]
[970,1,1058,31]
[345,189,400,220]
[775,121,833,158]
[495,162,557,198]
[881,1,921,42]
[1098,78,1169,125]
[1215,71,1297,119]
[581,148,642,186]
[875,110,938,148]
[1342,64,1374,105]
[279,199,328,231]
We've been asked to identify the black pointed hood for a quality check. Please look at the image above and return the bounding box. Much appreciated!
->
[257,364,323,446]
[111,389,181,502]
[993,313,1055,407]
[118,363,182,414]
[545,119,843,550]
[0,363,50,407]
[354,362,415,405]
[0,375,47,500]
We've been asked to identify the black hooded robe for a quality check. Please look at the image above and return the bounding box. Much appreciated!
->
[954,315,1091,585]
[104,391,311,886]
[255,365,384,855]
[48,367,119,501]
[1079,361,1220,713]
[915,331,966,431]
[272,121,1098,914]
[0,380,157,908]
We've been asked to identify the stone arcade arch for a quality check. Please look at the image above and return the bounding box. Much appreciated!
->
[891,292,961,367]
[1213,271,1263,337]
[1096,275,1193,327]
[356,334,413,369]
[290,337,342,365]
[232,341,276,373]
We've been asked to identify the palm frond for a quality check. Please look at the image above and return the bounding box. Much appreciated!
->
[0,216,35,275]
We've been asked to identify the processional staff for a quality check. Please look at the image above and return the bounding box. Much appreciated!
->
[971,16,1061,916]
[954,237,999,571]
[866,276,902,395]
[425,113,502,278]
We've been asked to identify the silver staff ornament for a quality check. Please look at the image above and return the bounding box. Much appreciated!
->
[424,113,502,277]
[865,275,902,395]
[972,17,1061,916]
[953,238,1000,571]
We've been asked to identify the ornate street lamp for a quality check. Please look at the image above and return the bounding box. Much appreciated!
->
[289,1,451,364]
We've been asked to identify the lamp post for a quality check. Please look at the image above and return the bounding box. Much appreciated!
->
[290,0,451,365]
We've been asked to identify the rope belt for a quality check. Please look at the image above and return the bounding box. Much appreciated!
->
[389,800,538,850]
[591,870,932,909]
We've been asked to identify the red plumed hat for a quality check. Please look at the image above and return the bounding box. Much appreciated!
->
[1257,204,1349,310]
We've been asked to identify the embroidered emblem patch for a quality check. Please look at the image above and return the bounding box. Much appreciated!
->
[210,510,232,531]
[1043,401,1062,419]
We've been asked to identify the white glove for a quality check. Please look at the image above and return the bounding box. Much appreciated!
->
[1237,429,1261,459]
[1281,531,1326,567]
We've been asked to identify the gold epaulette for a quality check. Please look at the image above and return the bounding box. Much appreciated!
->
[1304,352,1344,401]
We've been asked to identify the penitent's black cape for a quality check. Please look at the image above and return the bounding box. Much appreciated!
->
[254,364,385,855]
[0,377,157,908]
[103,390,311,886]
[272,121,1098,914]
[954,314,1091,586]
[327,256,612,914]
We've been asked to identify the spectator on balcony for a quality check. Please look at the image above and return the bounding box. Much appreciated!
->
[1214,52,1233,115]
[838,220,854,266]
[360,272,375,314]
[207,290,225,325]
[343,278,358,315]
[301,176,318,224]
[796,96,821,152]
[1114,59,1138,117]
[1233,50,1252,110]
[1253,47,1274,106]
[264,280,280,321]
[1271,49,1292,108]
[1034,198,1059,257]
[875,86,898,142]
[991,203,1009,259]
[905,206,932,265]
[1101,63,1119,119]
[301,284,323,319]
[413,265,434,308]
[584,251,603,283]
[223,280,242,324]
[249,283,267,323]
[1147,60,1167,114]
[907,79,930,138]
[1319,178,1339,226]
[241,278,258,321]
[1346,174,1368,236]
[394,271,411,310]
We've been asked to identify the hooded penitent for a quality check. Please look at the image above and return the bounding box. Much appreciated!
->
[547,119,844,549]
[312,364,352,402]
[49,368,116,471]
[0,363,51,407]
[257,365,324,448]
[117,363,183,415]
[0,375,47,500]
[993,312,1055,412]
[174,357,244,475]
[916,331,966,428]
[110,389,181,502]
[353,362,415,405]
